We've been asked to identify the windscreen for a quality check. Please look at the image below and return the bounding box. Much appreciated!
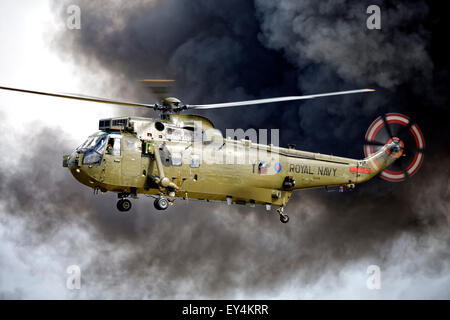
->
[81,134,107,165]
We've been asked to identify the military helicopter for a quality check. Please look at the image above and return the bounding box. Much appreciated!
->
[0,82,424,223]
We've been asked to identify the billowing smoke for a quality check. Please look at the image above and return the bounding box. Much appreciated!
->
[256,0,432,89]
[255,0,436,151]
[1,123,449,299]
[0,0,449,298]
[48,0,443,152]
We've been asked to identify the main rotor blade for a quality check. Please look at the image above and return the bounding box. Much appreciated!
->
[0,86,154,108]
[187,89,375,109]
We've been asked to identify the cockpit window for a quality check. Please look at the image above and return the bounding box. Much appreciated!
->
[82,135,107,165]
[77,134,104,151]
[77,137,92,151]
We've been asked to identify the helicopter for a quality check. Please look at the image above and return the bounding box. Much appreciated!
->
[0,82,425,223]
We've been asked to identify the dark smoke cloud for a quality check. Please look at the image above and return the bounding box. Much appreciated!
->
[256,0,432,89]
[1,0,449,298]
[254,0,437,153]
[49,0,445,155]
[1,123,449,298]
[49,0,302,142]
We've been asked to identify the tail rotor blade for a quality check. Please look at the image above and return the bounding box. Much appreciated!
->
[382,115,394,139]
[364,140,386,147]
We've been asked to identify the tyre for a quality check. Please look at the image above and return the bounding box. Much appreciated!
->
[280,214,289,224]
[154,199,162,210]
[154,197,169,210]
[117,199,132,212]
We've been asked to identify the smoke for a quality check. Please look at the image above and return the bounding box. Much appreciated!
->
[1,121,449,298]
[256,0,432,89]
[0,122,449,299]
[254,0,436,151]
[48,0,443,153]
[0,0,449,298]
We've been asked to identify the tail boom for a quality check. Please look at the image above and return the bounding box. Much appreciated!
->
[284,139,403,190]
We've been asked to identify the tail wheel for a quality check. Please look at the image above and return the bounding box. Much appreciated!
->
[364,113,425,182]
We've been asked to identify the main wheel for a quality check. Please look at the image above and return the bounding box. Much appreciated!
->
[153,199,162,210]
[280,214,290,224]
[117,199,132,212]
[154,197,169,211]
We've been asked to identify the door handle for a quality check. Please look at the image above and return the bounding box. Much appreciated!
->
[114,159,121,163]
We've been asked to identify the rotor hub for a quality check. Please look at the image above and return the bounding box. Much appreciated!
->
[386,137,404,158]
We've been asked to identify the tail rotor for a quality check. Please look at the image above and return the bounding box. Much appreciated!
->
[364,113,425,182]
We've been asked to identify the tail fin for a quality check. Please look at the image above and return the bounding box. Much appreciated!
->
[358,138,403,182]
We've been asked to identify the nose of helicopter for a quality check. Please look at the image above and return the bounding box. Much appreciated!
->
[63,151,95,188]
[63,150,80,169]
[63,150,106,191]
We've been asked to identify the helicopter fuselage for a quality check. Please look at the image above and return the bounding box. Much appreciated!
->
[63,114,401,210]
[0,84,411,223]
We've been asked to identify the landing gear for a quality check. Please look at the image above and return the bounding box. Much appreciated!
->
[117,199,132,212]
[277,206,289,224]
[154,197,169,211]
[279,214,290,224]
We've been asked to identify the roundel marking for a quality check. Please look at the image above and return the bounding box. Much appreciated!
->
[274,162,282,173]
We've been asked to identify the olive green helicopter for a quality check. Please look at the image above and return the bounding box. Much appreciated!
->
[0,81,424,223]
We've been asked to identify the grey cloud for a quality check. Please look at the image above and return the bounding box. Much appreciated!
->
[255,0,433,89]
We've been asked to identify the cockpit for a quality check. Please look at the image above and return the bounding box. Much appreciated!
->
[76,132,122,165]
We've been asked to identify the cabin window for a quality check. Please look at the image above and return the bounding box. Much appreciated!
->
[164,125,194,142]
[113,138,121,156]
[171,152,182,166]
[190,154,200,168]
[106,136,121,156]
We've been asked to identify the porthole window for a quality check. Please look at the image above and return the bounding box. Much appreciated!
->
[172,152,182,166]
[190,154,200,168]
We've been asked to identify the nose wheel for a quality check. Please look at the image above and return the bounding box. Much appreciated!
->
[154,197,169,211]
[117,199,132,212]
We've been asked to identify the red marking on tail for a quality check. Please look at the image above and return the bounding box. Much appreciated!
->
[350,167,371,174]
